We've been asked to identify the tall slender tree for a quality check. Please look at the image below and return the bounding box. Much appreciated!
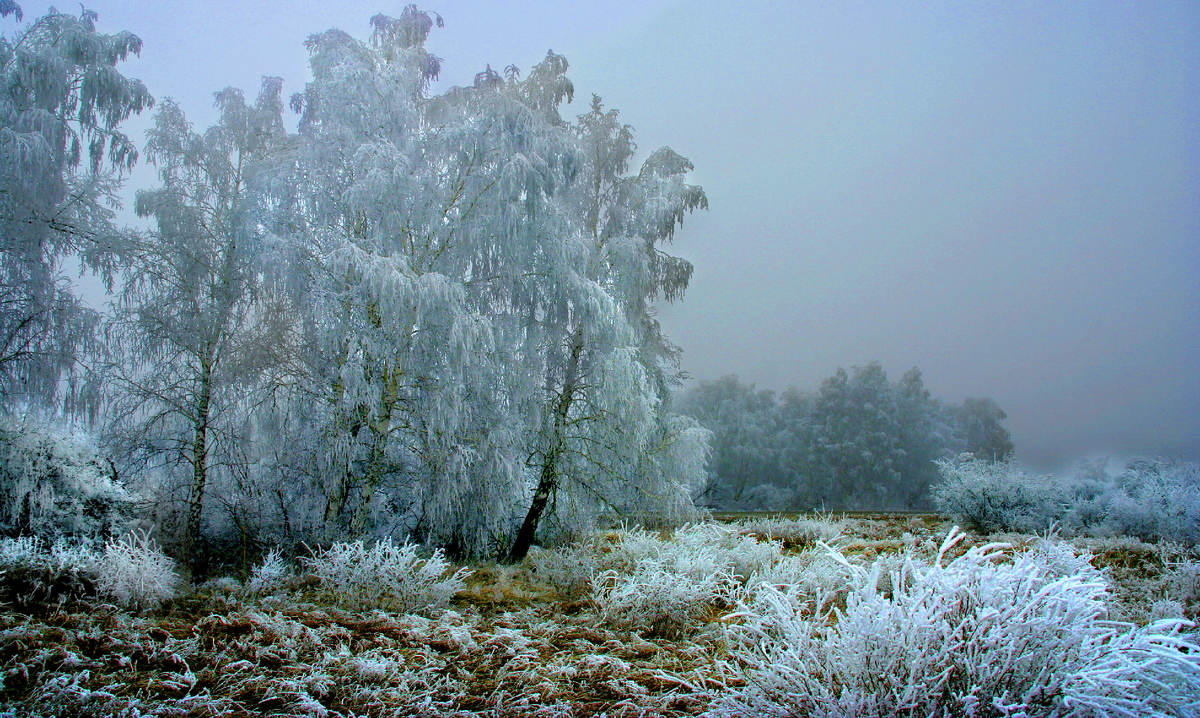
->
[101,79,286,571]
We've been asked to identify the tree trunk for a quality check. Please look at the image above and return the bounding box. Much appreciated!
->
[508,328,584,563]
[182,355,212,575]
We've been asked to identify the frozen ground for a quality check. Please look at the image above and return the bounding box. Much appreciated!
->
[1,514,1197,717]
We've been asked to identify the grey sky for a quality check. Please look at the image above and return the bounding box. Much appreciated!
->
[15,0,1197,473]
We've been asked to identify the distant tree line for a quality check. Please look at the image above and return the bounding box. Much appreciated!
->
[676,363,1014,511]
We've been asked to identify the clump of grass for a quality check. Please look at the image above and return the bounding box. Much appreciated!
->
[712,527,1200,718]
[733,515,844,550]
[0,536,98,611]
[95,529,179,611]
[303,538,471,615]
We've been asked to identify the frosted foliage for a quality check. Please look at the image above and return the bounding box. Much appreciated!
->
[1104,460,1200,545]
[304,539,471,614]
[580,524,783,636]
[262,16,707,557]
[933,457,1069,533]
[0,7,151,402]
[595,560,733,638]
[95,529,180,610]
[247,546,289,595]
[0,414,135,542]
[713,528,1200,718]
[100,78,289,567]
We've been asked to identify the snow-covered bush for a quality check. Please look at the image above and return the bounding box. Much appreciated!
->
[95,529,180,610]
[0,415,137,543]
[586,524,783,637]
[712,528,1200,717]
[304,539,470,614]
[246,546,289,595]
[1104,459,1200,545]
[933,457,1068,533]
[0,536,98,610]
[594,559,736,638]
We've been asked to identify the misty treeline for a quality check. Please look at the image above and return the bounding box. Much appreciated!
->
[0,4,712,571]
[676,364,1014,511]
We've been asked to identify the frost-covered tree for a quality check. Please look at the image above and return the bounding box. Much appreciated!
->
[506,95,709,561]
[0,4,150,405]
[261,8,708,558]
[674,375,785,507]
[100,80,287,570]
[267,8,519,549]
[806,362,907,509]
[953,396,1015,462]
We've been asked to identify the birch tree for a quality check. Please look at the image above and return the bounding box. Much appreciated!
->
[506,96,709,561]
[102,79,286,571]
[0,4,150,405]
[265,7,709,558]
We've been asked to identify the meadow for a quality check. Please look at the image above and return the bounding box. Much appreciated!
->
[2,513,1197,717]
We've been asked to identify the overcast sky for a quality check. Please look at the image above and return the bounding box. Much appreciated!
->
[11,0,1198,474]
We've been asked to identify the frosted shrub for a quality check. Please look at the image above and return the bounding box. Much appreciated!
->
[95,529,180,610]
[304,538,471,614]
[594,559,735,638]
[713,528,1200,718]
[247,546,289,595]
[0,536,98,609]
[933,457,1068,533]
[1104,459,1200,545]
[588,523,783,637]
[667,523,782,583]
[0,415,137,543]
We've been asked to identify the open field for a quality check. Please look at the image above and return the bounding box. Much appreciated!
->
[2,514,1197,717]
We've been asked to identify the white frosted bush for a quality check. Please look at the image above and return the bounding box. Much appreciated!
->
[96,529,180,610]
[933,457,1068,533]
[304,538,471,614]
[588,523,783,637]
[247,546,289,595]
[594,559,735,638]
[713,527,1200,718]
[0,536,99,608]
[667,523,782,583]
[1104,460,1200,545]
[0,415,137,543]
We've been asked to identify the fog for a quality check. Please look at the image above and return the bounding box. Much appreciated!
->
[24,0,1197,474]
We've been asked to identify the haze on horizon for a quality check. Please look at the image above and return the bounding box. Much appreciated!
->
[17,0,1197,475]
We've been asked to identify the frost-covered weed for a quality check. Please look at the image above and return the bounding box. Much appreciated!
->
[666,524,782,583]
[524,543,598,599]
[933,457,1068,533]
[712,527,1200,718]
[585,523,783,637]
[247,546,289,595]
[594,559,735,638]
[304,538,470,614]
[95,529,179,610]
